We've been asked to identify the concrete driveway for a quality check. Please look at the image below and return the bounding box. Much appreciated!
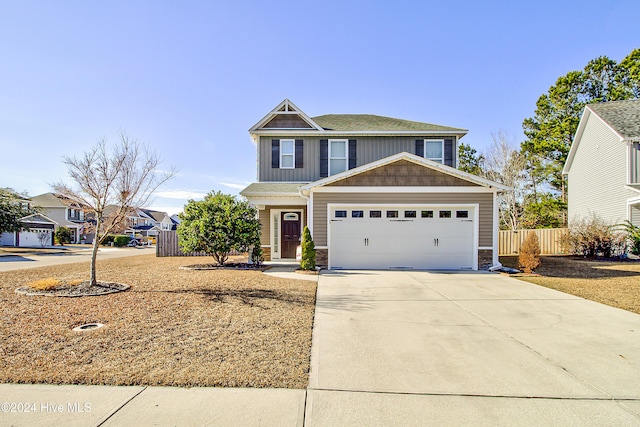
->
[306,270,640,426]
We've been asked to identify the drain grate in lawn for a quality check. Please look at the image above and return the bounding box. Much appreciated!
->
[0,255,317,388]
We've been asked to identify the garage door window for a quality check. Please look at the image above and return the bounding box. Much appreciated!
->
[456,210,469,218]
[404,210,416,218]
[386,210,398,218]
[351,210,364,218]
[439,210,452,218]
[370,210,382,218]
[421,210,434,218]
[335,210,347,218]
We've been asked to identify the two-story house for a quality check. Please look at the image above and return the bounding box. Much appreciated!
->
[124,208,177,239]
[563,99,640,227]
[29,193,93,244]
[240,99,507,270]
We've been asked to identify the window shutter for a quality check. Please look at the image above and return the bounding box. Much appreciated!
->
[444,138,453,167]
[272,140,280,168]
[320,139,328,178]
[295,139,303,168]
[348,139,357,169]
[415,139,424,157]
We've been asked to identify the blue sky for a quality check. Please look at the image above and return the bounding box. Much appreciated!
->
[1,1,638,214]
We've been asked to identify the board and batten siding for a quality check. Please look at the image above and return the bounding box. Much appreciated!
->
[259,136,458,182]
[567,115,636,226]
[311,192,494,247]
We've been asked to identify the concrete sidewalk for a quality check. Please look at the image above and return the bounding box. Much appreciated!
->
[2,270,640,426]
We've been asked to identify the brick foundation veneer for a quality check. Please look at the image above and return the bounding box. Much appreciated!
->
[478,249,494,270]
[261,246,271,262]
[316,249,328,268]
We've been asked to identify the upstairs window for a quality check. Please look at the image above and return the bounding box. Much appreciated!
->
[329,140,348,175]
[280,139,295,169]
[425,140,444,163]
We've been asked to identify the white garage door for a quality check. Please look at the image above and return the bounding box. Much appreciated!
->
[329,205,477,270]
[19,229,51,247]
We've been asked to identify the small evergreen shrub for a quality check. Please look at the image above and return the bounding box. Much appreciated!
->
[113,235,131,247]
[519,232,541,273]
[300,226,316,271]
[54,226,72,245]
[622,220,640,255]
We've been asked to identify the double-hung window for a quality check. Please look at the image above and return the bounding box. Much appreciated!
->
[329,139,348,175]
[280,139,295,169]
[424,139,444,163]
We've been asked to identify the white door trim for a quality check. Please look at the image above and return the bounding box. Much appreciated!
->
[270,208,304,260]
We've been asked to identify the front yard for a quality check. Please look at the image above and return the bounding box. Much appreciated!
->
[0,255,317,388]
[500,255,640,315]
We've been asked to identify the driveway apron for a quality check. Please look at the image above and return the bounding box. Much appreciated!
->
[305,270,640,426]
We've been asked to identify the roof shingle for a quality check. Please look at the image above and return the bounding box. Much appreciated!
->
[311,114,467,133]
[588,99,640,140]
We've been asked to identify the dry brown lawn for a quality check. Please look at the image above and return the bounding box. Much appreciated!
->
[0,255,317,388]
[500,255,640,315]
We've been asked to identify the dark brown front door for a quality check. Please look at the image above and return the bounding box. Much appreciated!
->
[281,212,301,258]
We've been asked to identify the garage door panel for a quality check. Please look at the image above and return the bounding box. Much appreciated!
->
[329,205,476,270]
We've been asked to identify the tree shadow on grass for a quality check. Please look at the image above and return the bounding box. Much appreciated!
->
[500,255,640,279]
[134,287,313,309]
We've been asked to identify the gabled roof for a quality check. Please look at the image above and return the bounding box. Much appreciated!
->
[249,99,324,133]
[588,99,640,140]
[312,114,467,133]
[300,152,510,192]
[140,209,169,222]
[30,193,67,208]
[564,99,640,174]
[250,99,468,138]
[20,213,58,225]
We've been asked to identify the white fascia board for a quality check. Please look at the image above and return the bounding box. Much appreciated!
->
[302,152,510,191]
[251,130,468,137]
[19,213,59,225]
[311,186,497,193]
[244,196,307,206]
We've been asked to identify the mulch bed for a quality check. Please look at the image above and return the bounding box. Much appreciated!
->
[0,254,317,388]
[15,281,129,297]
[180,263,267,271]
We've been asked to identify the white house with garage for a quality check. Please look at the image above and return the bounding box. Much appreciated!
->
[240,99,509,270]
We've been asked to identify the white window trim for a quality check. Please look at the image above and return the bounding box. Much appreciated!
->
[329,139,349,176]
[424,139,445,163]
[280,139,295,169]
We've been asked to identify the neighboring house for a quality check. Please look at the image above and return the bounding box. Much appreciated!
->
[0,213,57,247]
[29,193,93,244]
[240,99,508,270]
[563,99,640,227]
[124,208,176,238]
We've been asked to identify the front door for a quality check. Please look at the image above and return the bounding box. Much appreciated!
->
[281,212,301,258]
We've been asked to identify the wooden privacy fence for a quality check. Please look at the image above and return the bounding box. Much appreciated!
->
[499,228,567,256]
[156,231,243,257]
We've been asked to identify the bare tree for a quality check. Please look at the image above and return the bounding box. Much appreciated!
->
[53,134,176,285]
[36,230,51,247]
[482,131,527,230]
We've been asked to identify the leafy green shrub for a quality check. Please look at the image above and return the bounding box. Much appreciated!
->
[519,232,541,273]
[54,226,72,245]
[562,215,626,258]
[102,234,115,246]
[113,235,130,247]
[177,191,261,265]
[300,226,316,271]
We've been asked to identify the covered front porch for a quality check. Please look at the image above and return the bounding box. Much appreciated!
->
[240,182,309,262]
